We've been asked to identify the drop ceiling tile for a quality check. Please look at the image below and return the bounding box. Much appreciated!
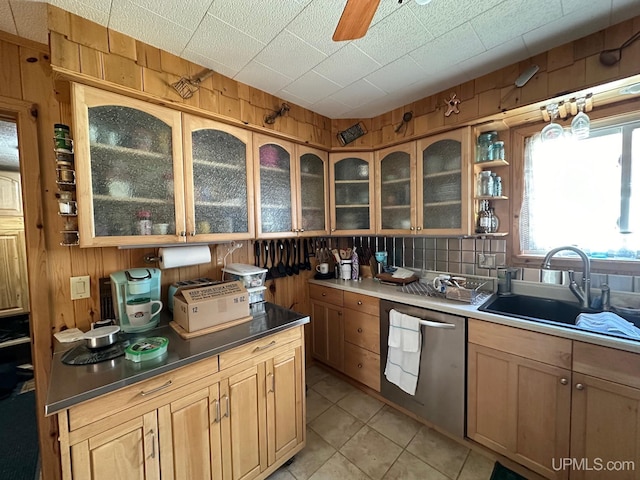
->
[311,97,351,117]
[328,79,385,109]
[471,0,563,50]
[365,55,427,94]
[208,0,305,44]
[0,0,17,36]
[181,49,238,79]
[611,0,640,25]
[370,0,405,26]
[280,70,341,104]
[253,30,326,80]
[314,44,380,88]
[455,37,526,80]
[235,61,293,94]
[285,0,346,56]
[109,0,193,55]
[49,0,110,25]
[277,90,314,109]
[185,13,265,72]
[355,7,432,65]
[408,0,503,38]
[10,0,48,44]
[127,0,211,31]
[410,22,485,72]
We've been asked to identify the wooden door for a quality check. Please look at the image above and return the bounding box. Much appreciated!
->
[570,373,640,480]
[266,345,304,466]
[468,343,571,480]
[70,412,159,480]
[220,364,267,480]
[182,115,254,241]
[310,301,343,370]
[375,142,417,234]
[0,217,28,315]
[158,387,214,480]
[296,145,329,235]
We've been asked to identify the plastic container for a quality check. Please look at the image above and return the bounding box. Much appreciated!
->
[125,337,169,363]
[247,286,267,304]
[222,263,268,288]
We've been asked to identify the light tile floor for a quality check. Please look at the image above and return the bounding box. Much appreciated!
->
[268,365,496,480]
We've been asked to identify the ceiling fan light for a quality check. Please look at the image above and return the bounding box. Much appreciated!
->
[415,0,432,5]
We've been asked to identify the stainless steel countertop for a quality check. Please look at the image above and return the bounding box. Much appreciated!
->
[45,302,309,416]
[310,278,640,355]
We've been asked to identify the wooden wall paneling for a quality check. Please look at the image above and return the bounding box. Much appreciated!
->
[547,44,574,73]
[47,5,71,38]
[70,246,103,330]
[240,99,258,125]
[547,59,586,98]
[573,31,604,60]
[49,32,80,73]
[478,89,502,117]
[79,45,104,79]
[585,54,620,87]
[108,29,137,61]
[198,87,220,113]
[0,41,23,99]
[160,50,189,76]
[135,41,162,71]
[220,75,239,100]
[142,67,183,102]
[69,14,109,53]
[102,53,143,90]
[220,95,241,120]
[519,71,549,106]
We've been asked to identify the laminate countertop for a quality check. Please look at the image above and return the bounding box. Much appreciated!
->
[45,302,309,416]
[309,277,640,355]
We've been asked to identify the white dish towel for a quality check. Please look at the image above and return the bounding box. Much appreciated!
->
[576,312,640,339]
[385,309,422,395]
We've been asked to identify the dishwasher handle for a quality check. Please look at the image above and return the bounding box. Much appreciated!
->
[418,319,456,329]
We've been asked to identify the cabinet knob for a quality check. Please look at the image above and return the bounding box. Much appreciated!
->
[416,226,422,231]
[190,231,196,236]
[292,228,298,233]
[575,383,585,390]
[322,292,326,296]
[180,231,187,237]
[357,300,362,305]
[357,363,362,369]
[300,228,304,232]
[410,226,415,231]
[338,311,342,316]
[559,378,568,385]
[331,228,336,232]
[357,327,363,333]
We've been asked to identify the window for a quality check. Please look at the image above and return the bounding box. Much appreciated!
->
[520,114,640,260]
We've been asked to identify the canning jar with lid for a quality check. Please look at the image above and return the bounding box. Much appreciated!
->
[476,131,497,163]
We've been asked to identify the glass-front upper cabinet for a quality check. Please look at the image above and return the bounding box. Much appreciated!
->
[72,84,185,247]
[297,146,329,236]
[183,115,254,240]
[329,152,375,235]
[417,127,472,236]
[254,133,297,238]
[375,143,416,234]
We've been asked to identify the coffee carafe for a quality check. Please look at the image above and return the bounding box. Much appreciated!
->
[110,268,162,332]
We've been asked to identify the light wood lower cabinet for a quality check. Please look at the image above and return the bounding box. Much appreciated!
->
[58,326,305,480]
[469,319,640,480]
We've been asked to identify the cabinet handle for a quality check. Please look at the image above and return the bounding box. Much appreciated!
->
[357,327,363,333]
[267,373,275,393]
[146,429,156,459]
[222,394,230,418]
[213,399,220,423]
[559,378,568,385]
[357,363,362,369]
[252,340,276,352]
[575,383,585,390]
[357,300,362,305]
[140,380,172,397]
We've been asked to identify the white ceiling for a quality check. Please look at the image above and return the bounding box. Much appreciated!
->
[2,0,640,119]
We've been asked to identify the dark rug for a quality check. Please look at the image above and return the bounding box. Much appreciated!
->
[491,461,529,480]
[0,389,39,480]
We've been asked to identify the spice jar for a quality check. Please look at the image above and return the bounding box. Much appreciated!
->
[54,124,73,153]
[137,210,152,235]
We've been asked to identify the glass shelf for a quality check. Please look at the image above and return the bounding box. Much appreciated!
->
[94,195,168,204]
[335,179,369,184]
[381,177,410,185]
[424,169,461,179]
[475,196,509,200]
[424,200,462,207]
[90,142,170,160]
[192,158,243,170]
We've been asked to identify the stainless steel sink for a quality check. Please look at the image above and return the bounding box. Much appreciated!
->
[478,294,640,336]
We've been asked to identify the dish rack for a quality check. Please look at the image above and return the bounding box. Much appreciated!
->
[402,279,492,305]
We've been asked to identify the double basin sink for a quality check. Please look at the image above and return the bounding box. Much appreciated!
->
[478,293,640,340]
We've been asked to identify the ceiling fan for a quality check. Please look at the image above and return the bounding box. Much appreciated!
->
[333,0,432,42]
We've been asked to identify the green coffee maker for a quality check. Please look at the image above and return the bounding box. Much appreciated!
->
[110,268,162,333]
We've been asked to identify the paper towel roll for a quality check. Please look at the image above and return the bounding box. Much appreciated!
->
[159,245,211,269]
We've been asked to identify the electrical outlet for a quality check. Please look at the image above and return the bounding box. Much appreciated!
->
[70,275,90,300]
[477,253,496,269]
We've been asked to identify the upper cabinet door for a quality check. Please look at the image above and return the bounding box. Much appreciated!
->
[417,127,472,236]
[254,133,297,238]
[296,145,329,236]
[72,84,185,247]
[375,143,416,234]
[329,152,375,235]
[183,115,254,240]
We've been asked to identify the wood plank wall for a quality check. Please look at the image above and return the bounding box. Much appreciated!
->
[331,16,640,149]
[3,6,639,479]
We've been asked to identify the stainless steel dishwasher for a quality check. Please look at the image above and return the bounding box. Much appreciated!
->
[380,299,466,438]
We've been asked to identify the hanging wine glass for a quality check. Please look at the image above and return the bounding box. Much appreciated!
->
[541,103,563,142]
[571,97,590,139]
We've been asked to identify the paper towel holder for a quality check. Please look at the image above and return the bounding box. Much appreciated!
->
[144,254,161,264]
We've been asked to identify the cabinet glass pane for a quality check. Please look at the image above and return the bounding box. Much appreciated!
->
[88,106,175,237]
[192,129,248,234]
[423,139,462,230]
[334,157,370,230]
[260,144,292,233]
[380,152,411,230]
[300,153,326,231]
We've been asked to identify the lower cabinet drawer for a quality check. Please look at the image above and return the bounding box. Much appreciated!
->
[344,342,380,392]
[344,309,380,354]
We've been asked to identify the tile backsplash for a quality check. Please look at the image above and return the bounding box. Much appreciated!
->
[348,236,640,294]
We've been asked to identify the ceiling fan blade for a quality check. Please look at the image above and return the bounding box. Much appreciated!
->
[332,0,380,42]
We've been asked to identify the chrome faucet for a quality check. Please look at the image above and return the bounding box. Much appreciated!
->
[542,246,591,308]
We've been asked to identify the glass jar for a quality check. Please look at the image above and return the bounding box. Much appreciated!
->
[489,141,505,161]
[476,131,497,163]
[137,210,152,235]
[478,171,494,196]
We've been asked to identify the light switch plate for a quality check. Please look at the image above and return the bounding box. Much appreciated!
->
[71,275,90,300]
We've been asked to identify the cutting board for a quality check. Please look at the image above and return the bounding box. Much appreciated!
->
[375,273,419,285]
